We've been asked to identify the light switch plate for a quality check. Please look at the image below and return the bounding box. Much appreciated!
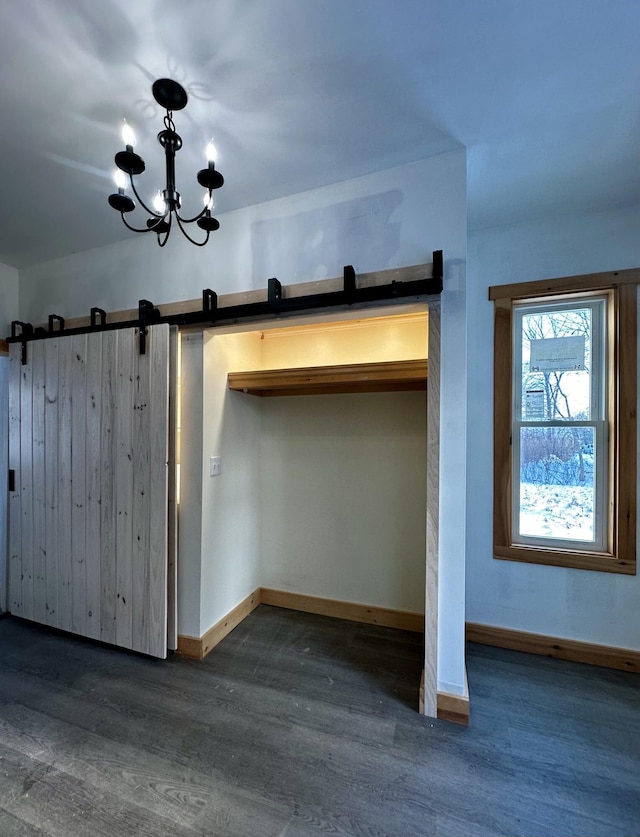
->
[210,456,222,476]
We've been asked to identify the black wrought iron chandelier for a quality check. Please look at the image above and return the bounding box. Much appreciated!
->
[108,78,224,247]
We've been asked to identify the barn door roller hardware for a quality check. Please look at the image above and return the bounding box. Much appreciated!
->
[138,299,161,355]
[8,251,443,362]
[10,320,34,365]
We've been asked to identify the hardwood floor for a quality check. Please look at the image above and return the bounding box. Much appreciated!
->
[0,605,638,836]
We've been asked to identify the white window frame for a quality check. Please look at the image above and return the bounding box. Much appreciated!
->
[511,296,608,553]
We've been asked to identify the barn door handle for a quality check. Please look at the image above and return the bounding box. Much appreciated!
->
[8,470,15,492]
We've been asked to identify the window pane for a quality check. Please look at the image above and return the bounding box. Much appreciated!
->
[519,426,595,542]
[520,307,592,421]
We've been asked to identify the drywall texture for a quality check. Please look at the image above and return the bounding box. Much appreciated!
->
[18,153,465,324]
[0,357,7,612]
[176,333,205,638]
[260,391,427,611]
[0,260,19,338]
[466,205,640,650]
[0,261,18,612]
[199,332,262,637]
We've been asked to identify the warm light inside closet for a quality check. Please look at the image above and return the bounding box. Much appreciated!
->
[182,306,428,638]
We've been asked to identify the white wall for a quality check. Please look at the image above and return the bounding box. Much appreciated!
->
[466,205,640,650]
[200,332,262,636]
[260,391,427,611]
[0,260,18,612]
[0,260,19,339]
[19,152,466,324]
[178,330,263,638]
[259,312,428,368]
[177,333,204,638]
[18,151,468,694]
[0,356,7,613]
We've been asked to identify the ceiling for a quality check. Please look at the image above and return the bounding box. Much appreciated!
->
[0,0,638,269]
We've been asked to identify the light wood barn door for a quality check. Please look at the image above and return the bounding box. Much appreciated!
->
[8,325,170,658]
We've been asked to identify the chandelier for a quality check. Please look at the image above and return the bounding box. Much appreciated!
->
[108,78,224,247]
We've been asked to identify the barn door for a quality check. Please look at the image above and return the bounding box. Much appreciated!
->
[7,324,170,658]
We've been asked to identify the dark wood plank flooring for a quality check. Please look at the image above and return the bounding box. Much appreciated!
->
[0,605,638,836]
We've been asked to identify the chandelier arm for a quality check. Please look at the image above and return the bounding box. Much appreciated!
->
[157,214,172,247]
[120,212,157,234]
[175,204,209,225]
[175,213,211,247]
[128,174,166,219]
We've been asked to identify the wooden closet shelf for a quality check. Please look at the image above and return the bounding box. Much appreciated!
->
[228,359,427,396]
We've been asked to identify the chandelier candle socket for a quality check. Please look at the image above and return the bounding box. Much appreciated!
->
[107,78,224,247]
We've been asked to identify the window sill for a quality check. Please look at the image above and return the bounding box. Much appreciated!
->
[494,544,636,574]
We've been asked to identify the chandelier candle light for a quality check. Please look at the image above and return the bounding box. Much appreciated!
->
[108,78,224,247]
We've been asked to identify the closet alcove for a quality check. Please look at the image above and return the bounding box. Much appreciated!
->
[178,304,429,651]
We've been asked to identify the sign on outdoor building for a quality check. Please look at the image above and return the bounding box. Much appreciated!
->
[530,335,585,373]
[525,388,545,419]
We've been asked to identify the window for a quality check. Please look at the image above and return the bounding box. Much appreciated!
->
[514,296,607,551]
[491,272,637,574]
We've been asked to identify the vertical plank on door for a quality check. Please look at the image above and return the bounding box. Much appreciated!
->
[166,327,179,651]
[57,338,73,632]
[19,350,34,620]
[423,299,440,718]
[44,340,60,627]
[132,330,152,656]
[148,325,169,659]
[31,341,47,625]
[115,329,135,649]
[84,333,102,639]
[8,345,22,616]
[72,334,90,636]
[100,331,118,645]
